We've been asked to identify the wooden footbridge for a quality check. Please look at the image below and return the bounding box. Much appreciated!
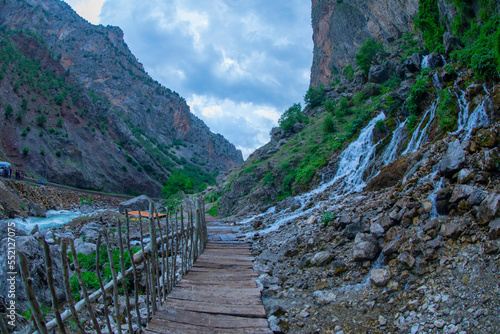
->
[144,219,272,333]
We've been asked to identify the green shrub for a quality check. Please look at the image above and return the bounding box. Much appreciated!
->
[304,85,326,109]
[57,117,64,128]
[415,0,445,52]
[437,89,458,132]
[279,103,307,133]
[4,104,13,118]
[322,114,336,134]
[162,172,194,198]
[335,97,350,118]
[22,146,29,155]
[356,38,384,75]
[55,150,62,157]
[342,65,355,80]
[323,99,336,114]
[36,114,47,127]
[375,120,386,132]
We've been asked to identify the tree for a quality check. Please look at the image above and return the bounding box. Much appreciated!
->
[4,104,13,118]
[161,172,194,198]
[279,103,307,133]
[304,84,326,109]
[356,38,383,75]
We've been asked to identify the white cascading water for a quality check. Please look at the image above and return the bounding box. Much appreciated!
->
[242,112,387,236]
[402,99,439,155]
[381,119,407,165]
[331,112,386,193]
[453,85,491,138]
[453,88,470,134]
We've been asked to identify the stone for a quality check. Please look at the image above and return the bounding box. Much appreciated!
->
[421,199,433,213]
[370,268,391,287]
[382,240,399,256]
[79,222,104,243]
[434,319,446,329]
[27,202,46,218]
[439,139,466,176]
[450,185,474,203]
[370,222,385,238]
[475,128,497,148]
[468,188,487,206]
[352,241,379,261]
[74,239,97,256]
[313,290,337,305]
[423,53,445,70]
[118,195,151,214]
[397,252,415,268]
[457,168,472,184]
[439,222,465,239]
[477,193,500,224]
[306,215,317,225]
[345,222,364,239]
[378,315,387,325]
[311,251,334,267]
[368,64,389,83]
[79,204,93,215]
[489,218,500,239]
[403,53,423,73]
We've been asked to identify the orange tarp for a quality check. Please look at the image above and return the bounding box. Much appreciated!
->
[127,211,167,218]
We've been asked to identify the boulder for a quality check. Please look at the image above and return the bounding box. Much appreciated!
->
[439,221,465,239]
[450,185,474,203]
[311,251,334,267]
[457,168,473,184]
[79,222,104,243]
[306,215,317,225]
[477,193,500,224]
[74,238,97,256]
[370,268,391,287]
[422,53,445,70]
[27,202,46,218]
[352,241,379,261]
[368,64,389,83]
[370,222,385,238]
[439,139,465,176]
[119,195,151,214]
[468,188,487,206]
[403,53,423,73]
[0,221,27,241]
[489,218,500,239]
[79,205,93,215]
[313,290,337,305]
[397,252,415,268]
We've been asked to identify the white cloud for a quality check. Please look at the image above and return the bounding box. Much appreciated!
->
[64,0,105,24]
[188,94,279,159]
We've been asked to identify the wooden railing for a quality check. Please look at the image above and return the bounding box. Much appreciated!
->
[10,198,207,334]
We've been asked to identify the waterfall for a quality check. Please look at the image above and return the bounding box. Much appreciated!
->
[381,119,407,166]
[454,88,470,134]
[463,97,490,138]
[427,175,444,219]
[332,112,386,193]
[403,99,439,155]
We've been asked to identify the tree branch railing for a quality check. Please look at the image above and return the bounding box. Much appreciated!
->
[13,198,207,334]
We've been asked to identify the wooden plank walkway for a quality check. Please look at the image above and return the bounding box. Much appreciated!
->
[144,220,271,334]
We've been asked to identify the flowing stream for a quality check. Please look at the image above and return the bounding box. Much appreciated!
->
[7,210,82,233]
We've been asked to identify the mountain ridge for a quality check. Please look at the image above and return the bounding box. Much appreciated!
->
[0,0,243,196]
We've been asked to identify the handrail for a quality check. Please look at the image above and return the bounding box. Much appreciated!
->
[15,198,207,334]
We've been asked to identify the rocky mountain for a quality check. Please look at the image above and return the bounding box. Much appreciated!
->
[0,0,243,196]
[208,0,500,332]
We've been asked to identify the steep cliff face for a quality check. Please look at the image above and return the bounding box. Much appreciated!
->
[0,0,243,195]
[310,0,419,87]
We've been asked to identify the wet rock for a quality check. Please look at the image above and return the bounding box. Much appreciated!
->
[421,199,433,213]
[439,139,465,176]
[468,188,487,206]
[424,53,445,70]
[439,221,465,239]
[345,222,364,239]
[370,222,385,238]
[27,202,46,218]
[370,268,391,287]
[457,168,473,184]
[477,193,500,224]
[382,240,400,256]
[489,219,500,239]
[311,251,334,267]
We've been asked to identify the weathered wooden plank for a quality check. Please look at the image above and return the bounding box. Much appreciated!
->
[163,298,266,318]
[145,319,272,334]
[153,308,270,329]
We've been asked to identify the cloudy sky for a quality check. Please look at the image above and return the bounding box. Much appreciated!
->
[63,0,313,158]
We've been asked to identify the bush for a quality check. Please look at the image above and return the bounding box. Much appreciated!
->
[304,85,326,109]
[415,0,445,52]
[36,115,47,127]
[437,89,458,132]
[55,150,62,157]
[162,172,194,198]
[4,104,13,118]
[335,97,350,118]
[356,38,383,75]
[22,146,29,155]
[279,103,307,133]
[322,114,336,134]
[323,99,336,114]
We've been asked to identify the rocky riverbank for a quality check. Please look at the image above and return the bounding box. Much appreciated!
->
[226,122,500,333]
